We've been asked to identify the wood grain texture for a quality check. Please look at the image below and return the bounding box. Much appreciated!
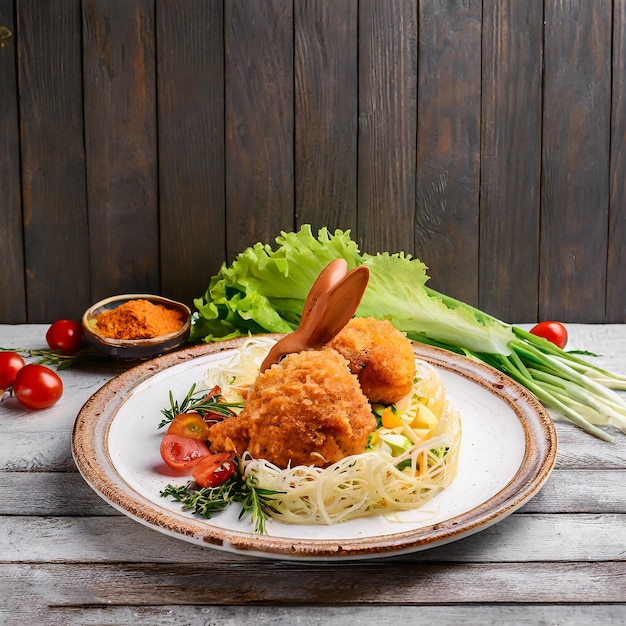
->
[1,323,625,623]
[3,604,624,626]
[415,0,482,306]
[357,0,417,255]
[479,0,543,323]
[82,0,159,300]
[156,0,226,308]
[224,0,294,259]
[16,0,90,322]
[1,562,624,605]
[2,1,626,324]
[2,513,624,564]
[608,0,626,322]
[4,468,625,516]
[294,0,358,233]
[0,0,25,322]
[540,0,612,322]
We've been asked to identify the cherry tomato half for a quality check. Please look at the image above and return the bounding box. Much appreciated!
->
[167,412,211,440]
[46,319,84,353]
[12,364,63,410]
[160,434,211,471]
[192,452,236,488]
[529,321,568,349]
[0,351,25,391]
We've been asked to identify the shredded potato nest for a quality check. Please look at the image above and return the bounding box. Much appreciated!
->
[204,336,462,525]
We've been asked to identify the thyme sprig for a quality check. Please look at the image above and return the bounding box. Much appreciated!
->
[157,383,243,429]
[160,461,280,534]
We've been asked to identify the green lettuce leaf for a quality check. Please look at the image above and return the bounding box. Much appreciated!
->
[190,226,362,341]
[191,225,514,354]
[357,252,514,354]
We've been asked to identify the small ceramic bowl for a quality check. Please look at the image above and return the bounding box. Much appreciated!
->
[82,294,192,360]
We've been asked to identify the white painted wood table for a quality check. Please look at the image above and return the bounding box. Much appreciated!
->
[1,324,625,625]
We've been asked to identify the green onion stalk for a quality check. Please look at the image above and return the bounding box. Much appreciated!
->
[190,225,626,442]
[416,289,626,442]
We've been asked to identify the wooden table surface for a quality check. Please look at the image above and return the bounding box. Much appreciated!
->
[1,324,625,625]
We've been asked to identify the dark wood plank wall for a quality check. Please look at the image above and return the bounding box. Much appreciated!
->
[480,0,542,323]
[0,0,624,325]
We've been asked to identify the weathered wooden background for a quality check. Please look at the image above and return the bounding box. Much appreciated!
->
[1,0,624,325]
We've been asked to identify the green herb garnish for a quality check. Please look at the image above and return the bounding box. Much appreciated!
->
[0,346,114,370]
[160,461,280,534]
[158,383,243,429]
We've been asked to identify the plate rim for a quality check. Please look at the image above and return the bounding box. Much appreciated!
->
[71,335,558,560]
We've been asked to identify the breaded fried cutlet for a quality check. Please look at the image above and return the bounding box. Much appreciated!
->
[327,317,415,404]
[208,348,376,468]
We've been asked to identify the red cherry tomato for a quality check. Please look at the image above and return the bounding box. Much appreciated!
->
[530,321,568,349]
[167,412,211,440]
[160,434,211,471]
[12,364,63,409]
[192,452,236,488]
[46,319,84,353]
[0,352,25,391]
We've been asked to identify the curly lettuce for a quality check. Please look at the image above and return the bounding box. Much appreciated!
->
[191,225,512,353]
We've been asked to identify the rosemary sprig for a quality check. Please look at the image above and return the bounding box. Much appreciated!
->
[0,346,114,370]
[160,461,280,534]
[158,383,243,429]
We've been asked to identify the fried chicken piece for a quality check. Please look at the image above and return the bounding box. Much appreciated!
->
[327,317,415,404]
[208,349,376,468]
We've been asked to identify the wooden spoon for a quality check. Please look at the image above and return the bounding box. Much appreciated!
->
[304,265,370,347]
[259,260,370,372]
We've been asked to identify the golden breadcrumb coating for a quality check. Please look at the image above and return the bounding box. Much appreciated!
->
[327,317,415,404]
[208,349,376,469]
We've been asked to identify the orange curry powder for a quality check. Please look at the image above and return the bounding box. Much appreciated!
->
[95,299,185,340]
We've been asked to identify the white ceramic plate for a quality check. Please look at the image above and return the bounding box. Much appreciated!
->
[72,337,557,560]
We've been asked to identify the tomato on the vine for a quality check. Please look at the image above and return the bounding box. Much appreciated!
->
[46,319,84,353]
[530,321,568,349]
[160,434,211,471]
[192,452,236,488]
[0,352,25,391]
[12,364,63,409]
[167,412,211,440]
